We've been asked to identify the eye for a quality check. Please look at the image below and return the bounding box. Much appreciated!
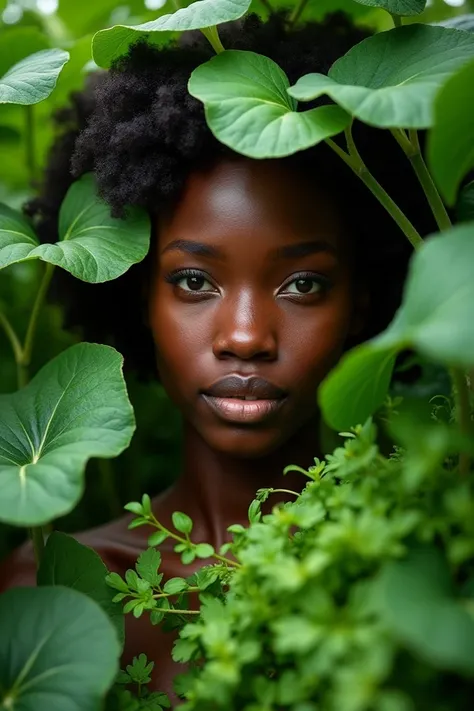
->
[166,269,217,293]
[279,274,328,297]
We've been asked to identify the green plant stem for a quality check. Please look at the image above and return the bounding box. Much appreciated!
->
[0,310,24,386]
[391,14,402,27]
[25,105,36,185]
[29,526,45,567]
[325,129,424,251]
[290,0,309,25]
[200,25,225,54]
[152,587,200,599]
[19,262,55,387]
[154,607,200,614]
[149,513,241,568]
[392,129,452,231]
[452,368,471,476]
[268,488,300,497]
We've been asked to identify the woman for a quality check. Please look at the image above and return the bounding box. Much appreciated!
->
[0,11,433,695]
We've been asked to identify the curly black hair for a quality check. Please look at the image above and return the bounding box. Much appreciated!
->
[24,11,436,379]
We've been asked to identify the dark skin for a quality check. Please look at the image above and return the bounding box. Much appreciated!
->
[0,157,364,697]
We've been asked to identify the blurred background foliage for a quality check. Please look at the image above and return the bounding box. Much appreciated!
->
[0,0,465,559]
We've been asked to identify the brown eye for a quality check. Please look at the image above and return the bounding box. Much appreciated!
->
[186,275,205,291]
[173,272,215,293]
[281,277,324,296]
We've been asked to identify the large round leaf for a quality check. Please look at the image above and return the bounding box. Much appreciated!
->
[0,173,150,282]
[320,224,474,429]
[352,0,426,15]
[0,586,120,711]
[288,25,474,129]
[0,342,135,526]
[38,532,125,648]
[188,50,350,158]
[92,0,252,68]
[0,49,70,106]
[428,58,474,205]
[377,547,474,674]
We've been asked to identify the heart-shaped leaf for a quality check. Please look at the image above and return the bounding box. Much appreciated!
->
[0,173,150,282]
[0,342,135,526]
[92,0,251,68]
[288,25,474,129]
[352,0,426,15]
[188,50,350,158]
[38,532,125,647]
[428,58,474,205]
[0,586,120,711]
[320,224,474,429]
[377,547,474,674]
[0,48,70,105]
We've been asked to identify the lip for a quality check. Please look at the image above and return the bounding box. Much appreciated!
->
[202,394,286,424]
[201,375,287,425]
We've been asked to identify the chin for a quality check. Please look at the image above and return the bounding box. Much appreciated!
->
[202,426,294,460]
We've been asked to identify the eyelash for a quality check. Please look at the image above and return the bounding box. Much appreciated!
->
[165,269,331,298]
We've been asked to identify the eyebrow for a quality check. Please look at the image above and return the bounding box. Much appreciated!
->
[161,239,223,258]
[273,240,337,260]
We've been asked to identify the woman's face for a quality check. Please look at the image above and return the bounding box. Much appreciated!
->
[150,158,361,458]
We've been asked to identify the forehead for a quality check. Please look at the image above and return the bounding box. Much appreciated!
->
[157,157,347,255]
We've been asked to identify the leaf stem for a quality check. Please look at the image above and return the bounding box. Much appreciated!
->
[29,526,45,567]
[0,310,24,380]
[391,14,403,27]
[452,368,471,476]
[268,488,300,497]
[154,607,200,614]
[200,26,225,54]
[290,0,309,25]
[325,128,424,251]
[25,105,37,186]
[20,262,55,385]
[392,129,451,231]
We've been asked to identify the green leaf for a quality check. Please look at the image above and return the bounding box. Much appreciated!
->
[136,548,163,588]
[428,58,474,205]
[195,543,215,559]
[0,586,120,711]
[163,577,188,594]
[438,14,474,32]
[188,50,350,158]
[377,547,474,674]
[92,0,252,67]
[456,180,474,223]
[319,345,398,431]
[148,530,168,546]
[0,342,135,526]
[352,0,426,15]
[188,50,350,159]
[289,25,474,129]
[0,173,150,282]
[0,27,49,79]
[37,532,124,647]
[0,49,70,105]
[172,511,193,535]
[320,224,474,428]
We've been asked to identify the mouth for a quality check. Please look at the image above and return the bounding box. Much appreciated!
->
[201,375,287,425]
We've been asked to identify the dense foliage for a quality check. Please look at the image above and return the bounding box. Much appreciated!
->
[1,0,474,710]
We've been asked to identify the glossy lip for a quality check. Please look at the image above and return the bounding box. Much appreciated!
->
[202,394,286,424]
[201,375,287,425]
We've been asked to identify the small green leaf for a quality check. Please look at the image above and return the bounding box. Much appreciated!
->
[248,499,262,524]
[0,343,135,526]
[456,180,474,223]
[352,0,426,15]
[181,549,196,565]
[188,50,350,159]
[289,25,474,129]
[136,548,163,588]
[172,638,198,663]
[92,0,252,68]
[164,577,188,594]
[0,48,69,105]
[172,511,193,535]
[0,586,120,711]
[428,58,474,205]
[195,543,215,559]
[106,573,129,593]
[124,501,144,515]
[0,173,150,281]
[148,530,168,546]
[377,547,474,674]
[38,532,124,647]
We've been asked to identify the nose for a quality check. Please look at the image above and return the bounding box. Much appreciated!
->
[212,288,278,362]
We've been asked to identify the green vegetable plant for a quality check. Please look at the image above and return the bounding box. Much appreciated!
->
[1,0,474,709]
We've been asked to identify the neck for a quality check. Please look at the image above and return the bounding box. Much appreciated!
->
[168,419,320,548]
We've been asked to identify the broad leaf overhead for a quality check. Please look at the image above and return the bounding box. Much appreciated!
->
[288,25,474,129]
[0,586,120,711]
[92,0,252,67]
[352,0,426,15]
[0,49,70,105]
[0,173,150,282]
[0,343,135,526]
[320,224,474,429]
[188,50,350,158]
